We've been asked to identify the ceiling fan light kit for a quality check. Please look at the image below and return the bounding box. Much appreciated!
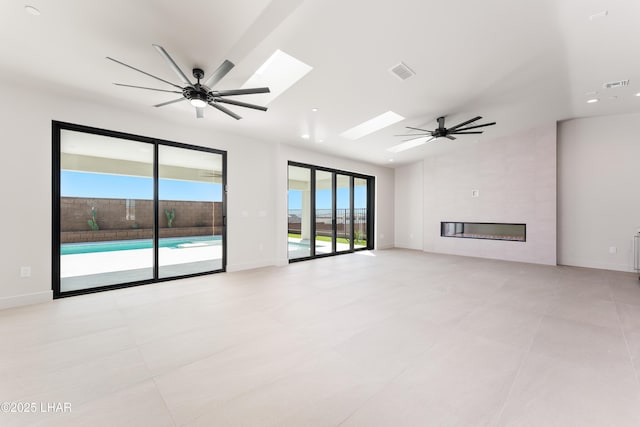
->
[107,45,270,120]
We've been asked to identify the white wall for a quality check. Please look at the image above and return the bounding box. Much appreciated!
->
[0,78,394,308]
[558,112,640,272]
[394,161,423,250]
[395,123,557,265]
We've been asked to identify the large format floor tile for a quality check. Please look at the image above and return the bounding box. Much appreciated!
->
[1,249,640,426]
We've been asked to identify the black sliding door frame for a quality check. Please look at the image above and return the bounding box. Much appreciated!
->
[288,161,375,263]
[52,121,227,298]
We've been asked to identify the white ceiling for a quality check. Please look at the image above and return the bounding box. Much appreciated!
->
[1,0,639,167]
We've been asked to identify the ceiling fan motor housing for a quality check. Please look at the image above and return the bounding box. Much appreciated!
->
[192,68,205,80]
[183,87,208,102]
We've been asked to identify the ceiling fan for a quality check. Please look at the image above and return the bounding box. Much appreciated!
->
[106,45,270,120]
[389,116,496,152]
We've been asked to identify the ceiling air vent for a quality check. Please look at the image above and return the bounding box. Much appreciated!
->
[389,62,415,81]
[603,79,629,89]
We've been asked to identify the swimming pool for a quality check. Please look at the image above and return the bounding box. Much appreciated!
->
[287,242,309,250]
[61,236,222,255]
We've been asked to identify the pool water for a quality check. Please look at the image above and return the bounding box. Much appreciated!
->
[61,236,222,255]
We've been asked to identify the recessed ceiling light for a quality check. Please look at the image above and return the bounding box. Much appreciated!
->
[386,136,432,153]
[340,111,405,140]
[388,159,394,162]
[241,49,312,105]
[24,5,41,15]
[586,98,599,104]
[635,92,640,97]
[311,108,318,112]
[317,139,324,143]
[301,134,310,139]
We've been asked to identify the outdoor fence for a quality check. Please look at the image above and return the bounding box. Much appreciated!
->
[60,197,223,243]
[288,208,367,239]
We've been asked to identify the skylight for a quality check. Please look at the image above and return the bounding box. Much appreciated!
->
[386,136,433,153]
[241,49,313,105]
[340,111,405,140]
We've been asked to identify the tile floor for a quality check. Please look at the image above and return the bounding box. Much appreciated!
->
[1,249,640,426]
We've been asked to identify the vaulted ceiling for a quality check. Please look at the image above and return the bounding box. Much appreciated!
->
[1,0,639,166]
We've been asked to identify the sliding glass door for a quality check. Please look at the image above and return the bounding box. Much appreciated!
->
[354,177,368,249]
[53,122,226,297]
[158,146,224,278]
[336,174,352,252]
[287,165,311,260]
[287,162,374,262]
[315,170,334,255]
[58,131,155,292]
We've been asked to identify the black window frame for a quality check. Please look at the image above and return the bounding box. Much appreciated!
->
[287,161,375,263]
[52,121,227,298]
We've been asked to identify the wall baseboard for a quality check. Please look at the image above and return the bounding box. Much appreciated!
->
[227,259,277,273]
[558,260,637,273]
[377,244,395,250]
[0,290,52,310]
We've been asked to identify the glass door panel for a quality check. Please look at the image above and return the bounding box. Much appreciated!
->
[288,165,311,259]
[336,174,352,252]
[315,170,334,255]
[59,130,154,292]
[158,145,224,278]
[354,177,368,249]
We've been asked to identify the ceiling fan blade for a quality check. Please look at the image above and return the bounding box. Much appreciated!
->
[152,44,193,86]
[106,56,183,90]
[446,135,457,140]
[209,101,242,120]
[453,122,496,132]
[114,83,182,94]
[450,131,483,134]
[405,126,431,132]
[448,116,482,131]
[394,133,431,137]
[214,87,271,97]
[154,98,186,108]
[196,107,204,119]
[215,98,267,111]
[204,60,235,88]
[437,117,446,130]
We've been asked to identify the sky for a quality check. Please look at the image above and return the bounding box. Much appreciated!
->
[61,171,222,201]
[288,187,367,210]
[62,171,367,208]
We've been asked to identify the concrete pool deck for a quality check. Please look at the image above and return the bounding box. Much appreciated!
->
[61,245,223,292]
[60,238,367,292]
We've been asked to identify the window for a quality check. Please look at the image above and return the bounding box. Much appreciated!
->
[287,162,374,261]
[53,121,226,297]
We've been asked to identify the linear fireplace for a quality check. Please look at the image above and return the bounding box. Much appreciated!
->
[441,222,526,242]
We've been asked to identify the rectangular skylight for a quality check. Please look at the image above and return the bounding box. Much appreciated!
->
[340,111,405,140]
[386,136,433,153]
[241,49,313,105]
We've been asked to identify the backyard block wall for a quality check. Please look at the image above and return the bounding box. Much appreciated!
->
[60,197,223,243]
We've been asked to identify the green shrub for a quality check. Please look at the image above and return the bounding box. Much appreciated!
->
[87,207,99,231]
[164,208,175,228]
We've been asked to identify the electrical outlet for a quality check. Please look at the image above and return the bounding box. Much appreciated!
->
[471,190,480,198]
[20,266,31,278]
[609,246,617,254]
